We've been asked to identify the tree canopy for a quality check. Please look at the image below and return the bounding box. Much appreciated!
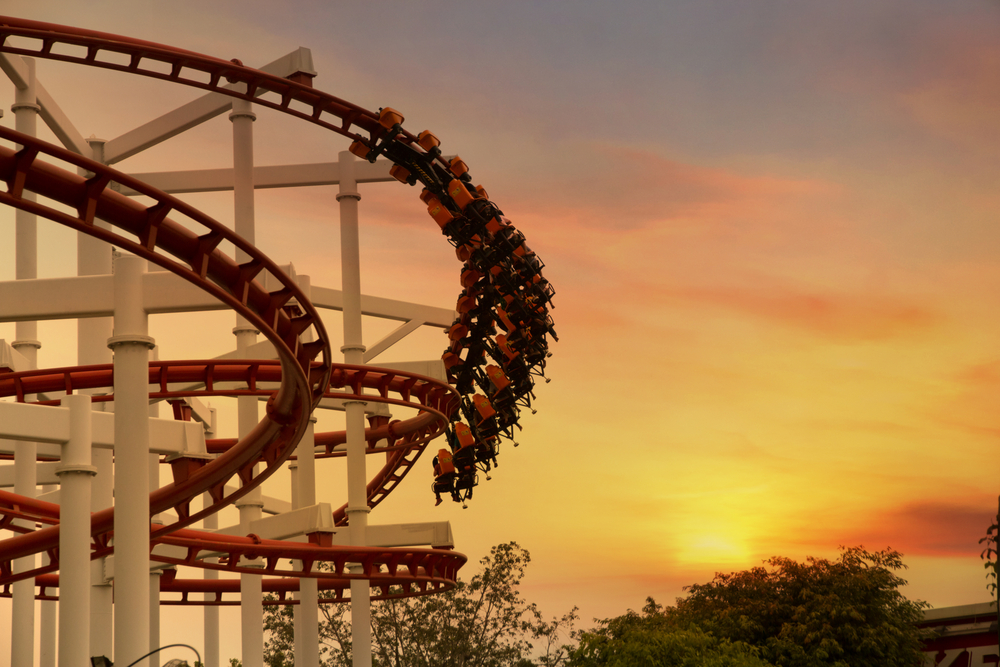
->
[260,545,927,667]
[262,542,577,667]
[570,547,928,667]
[569,598,772,667]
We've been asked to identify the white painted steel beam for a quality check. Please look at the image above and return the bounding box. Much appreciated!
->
[0,54,89,155]
[103,48,316,165]
[222,485,292,516]
[0,401,207,455]
[0,461,59,488]
[0,273,452,326]
[120,159,395,195]
[365,522,455,549]
[0,275,114,322]
[0,339,31,372]
[363,319,424,363]
[214,503,335,541]
[311,286,455,327]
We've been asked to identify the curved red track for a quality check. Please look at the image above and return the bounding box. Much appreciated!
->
[0,15,555,604]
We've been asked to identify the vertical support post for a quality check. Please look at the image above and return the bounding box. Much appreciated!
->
[11,55,40,667]
[291,275,320,667]
[149,443,162,656]
[202,406,220,667]
[337,150,372,667]
[109,255,154,667]
[57,394,96,667]
[202,491,220,667]
[294,412,319,667]
[40,481,58,667]
[230,96,265,667]
[79,137,115,662]
[148,570,162,654]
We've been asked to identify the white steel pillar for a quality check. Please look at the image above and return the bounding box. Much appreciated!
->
[230,96,265,667]
[202,491,220,667]
[148,569,162,653]
[11,55,41,667]
[149,449,162,655]
[337,151,372,667]
[40,482,58,667]
[79,137,115,662]
[294,413,319,667]
[291,275,320,667]
[109,255,154,667]
[57,394,96,667]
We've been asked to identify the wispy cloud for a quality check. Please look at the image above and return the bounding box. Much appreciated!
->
[658,283,938,341]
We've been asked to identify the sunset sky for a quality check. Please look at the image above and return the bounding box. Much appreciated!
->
[1,0,1000,663]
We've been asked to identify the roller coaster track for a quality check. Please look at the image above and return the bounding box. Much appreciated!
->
[0,15,555,603]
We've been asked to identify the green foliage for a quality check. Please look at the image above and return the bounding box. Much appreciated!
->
[570,599,772,667]
[979,502,999,599]
[571,547,927,667]
[262,542,575,667]
[979,496,1000,648]
[670,547,927,667]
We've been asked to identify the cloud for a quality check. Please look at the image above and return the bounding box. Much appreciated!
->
[802,499,995,558]
[657,282,938,341]
[509,143,838,234]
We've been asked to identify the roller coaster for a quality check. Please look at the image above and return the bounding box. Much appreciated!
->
[0,15,554,667]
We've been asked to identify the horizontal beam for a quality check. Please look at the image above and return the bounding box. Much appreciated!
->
[223,485,292,516]
[120,159,395,195]
[0,54,88,155]
[363,319,424,363]
[104,47,316,165]
[0,461,59,488]
[0,402,207,456]
[214,502,335,541]
[0,274,452,326]
[311,286,454,328]
[0,340,31,372]
[0,271,223,322]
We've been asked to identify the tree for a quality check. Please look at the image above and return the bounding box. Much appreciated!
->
[979,496,1000,648]
[670,547,927,667]
[570,598,772,667]
[571,547,927,667]
[263,542,575,667]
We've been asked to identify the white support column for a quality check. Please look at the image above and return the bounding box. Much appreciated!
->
[57,394,96,667]
[202,491,220,667]
[149,442,161,656]
[11,55,40,667]
[40,482,58,667]
[79,137,115,663]
[109,255,154,667]
[291,275,320,667]
[230,96,265,667]
[338,151,372,667]
[294,414,319,667]
[149,570,161,654]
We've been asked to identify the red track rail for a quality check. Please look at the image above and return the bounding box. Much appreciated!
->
[0,16,433,164]
[0,14,554,604]
[0,127,465,595]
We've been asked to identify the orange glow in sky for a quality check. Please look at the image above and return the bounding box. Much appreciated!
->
[1,1,1000,663]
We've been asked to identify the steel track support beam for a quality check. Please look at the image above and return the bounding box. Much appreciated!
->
[0,53,89,155]
[338,150,373,667]
[57,394,96,667]
[292,413,320,667]
[110,255,154,667]
[10,55,39,667]
[230,96,265,667]
[103,48,315,166]
[77,137,117,663]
